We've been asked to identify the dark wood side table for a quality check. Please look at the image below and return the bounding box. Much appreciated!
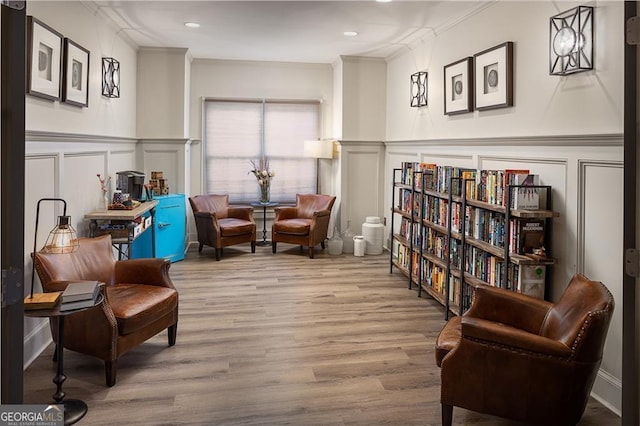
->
[251,202,279,246]
[24,293,104,425]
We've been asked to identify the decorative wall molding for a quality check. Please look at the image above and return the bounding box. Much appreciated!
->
[577,159,623,273]
[26,130,138,145]
[385,133,622,147]
[138,138,192,146]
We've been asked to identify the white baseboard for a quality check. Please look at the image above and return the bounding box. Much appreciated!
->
[23,318,53,370]
[591,368,622,417]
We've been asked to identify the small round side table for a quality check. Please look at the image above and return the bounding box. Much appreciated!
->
[251,201,279,246]
[24,292,104,425]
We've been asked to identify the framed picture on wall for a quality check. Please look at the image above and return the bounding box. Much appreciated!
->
[443,57,473,115]
[27,16,64,101]
[62,38,90,107]
[474,41,514,110]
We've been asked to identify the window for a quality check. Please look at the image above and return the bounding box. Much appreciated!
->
[204,100,319,203]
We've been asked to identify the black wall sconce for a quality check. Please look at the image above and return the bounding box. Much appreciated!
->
[410,71,427,107]
[549,5,593,75]
[102,57,120,98]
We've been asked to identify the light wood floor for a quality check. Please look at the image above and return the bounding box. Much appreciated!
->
[23,244,620,425]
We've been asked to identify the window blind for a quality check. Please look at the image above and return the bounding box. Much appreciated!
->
[204,100,319,204]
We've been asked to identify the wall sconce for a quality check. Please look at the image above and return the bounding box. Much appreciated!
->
[549,5,593,75]
[102,57,120,98]
[410,71,427,107]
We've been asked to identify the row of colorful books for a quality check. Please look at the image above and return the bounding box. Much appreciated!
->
[399,162,543,210]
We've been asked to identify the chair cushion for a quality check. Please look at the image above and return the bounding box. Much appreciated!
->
[273,218,312,235]
[435,315,462,367]
[218,218,254,236]
[107,284,178,335]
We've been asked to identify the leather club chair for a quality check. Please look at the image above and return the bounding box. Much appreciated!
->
[188,194,256,261]
[33,234,179,387]
[435,273,614,425]
[271,193,336,259]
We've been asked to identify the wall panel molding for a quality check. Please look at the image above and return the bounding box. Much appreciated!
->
[26,130,138,145]
[385,133,622,147]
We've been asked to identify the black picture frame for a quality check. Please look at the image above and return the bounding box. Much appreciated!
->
[474,41,514,111]
[62,38,90,107]
[27,16,63,101]
[443,57,473,115]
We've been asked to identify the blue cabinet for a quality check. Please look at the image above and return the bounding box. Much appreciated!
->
[132,194,186,262]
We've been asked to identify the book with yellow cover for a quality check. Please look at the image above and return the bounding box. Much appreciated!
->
[24,291,62,310]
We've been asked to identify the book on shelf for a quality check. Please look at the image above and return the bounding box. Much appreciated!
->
[61,280,100,303]
[24,291,62,310]
[503,169,530,206]
[515,264,546,299]
[510,218,545,255]
[510,173,540,210]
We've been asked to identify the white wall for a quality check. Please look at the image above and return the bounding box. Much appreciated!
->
[341,56,387,141]
[26,1,138,137]
[385,1,622,140]
[137,48,190,139]
[383,0,624,415]
[189,59,334,140]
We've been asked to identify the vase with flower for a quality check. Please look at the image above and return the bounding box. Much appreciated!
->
[97,173,111,210]
[249,159,275,204]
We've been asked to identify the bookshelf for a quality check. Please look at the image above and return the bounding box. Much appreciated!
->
[390,162,558,319]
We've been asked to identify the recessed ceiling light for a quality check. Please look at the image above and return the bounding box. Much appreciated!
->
[184,22,200,28]
[343,31,358,37]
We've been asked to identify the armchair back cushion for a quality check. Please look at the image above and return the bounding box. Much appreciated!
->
[296,194,334,219]
[189,194,229,219]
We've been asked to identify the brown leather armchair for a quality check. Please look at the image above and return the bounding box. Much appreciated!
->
[33,234,179,387]
[435,273,614,425]
[271,193,336,259]
[188,194,256,261]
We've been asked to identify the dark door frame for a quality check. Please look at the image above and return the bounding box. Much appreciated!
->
[0,2,26,404]
[624,2,639,425]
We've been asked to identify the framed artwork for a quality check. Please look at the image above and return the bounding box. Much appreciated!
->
[27,16,63,101]
[474,42,514,110]
[62,38,90,107]
[410,71,427,107]
[443,57,473,115]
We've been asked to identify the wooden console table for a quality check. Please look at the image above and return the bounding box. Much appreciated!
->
[85,200,158,259]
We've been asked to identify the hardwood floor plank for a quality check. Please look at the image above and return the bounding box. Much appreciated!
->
[22,246,620,425]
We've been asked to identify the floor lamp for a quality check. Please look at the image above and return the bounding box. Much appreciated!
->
[303,139,334,193]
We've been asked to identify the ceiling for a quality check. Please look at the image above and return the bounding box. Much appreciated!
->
[91,1,488,63]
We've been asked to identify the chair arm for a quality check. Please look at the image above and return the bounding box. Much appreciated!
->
[274,206,298,221]
[114,258,175,289]
[228,206,254,222]
[466,284,553,334]
[462,316,572,358]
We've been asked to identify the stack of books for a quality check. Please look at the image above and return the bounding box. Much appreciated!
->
[60,281,101,311]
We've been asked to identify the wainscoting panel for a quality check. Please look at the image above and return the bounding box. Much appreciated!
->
[579,160,623,415]
[339,142,385,235]
[64,152,108,236]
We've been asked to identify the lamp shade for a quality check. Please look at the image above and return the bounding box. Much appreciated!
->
[43,215,79,254]
[303,140,334,159]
